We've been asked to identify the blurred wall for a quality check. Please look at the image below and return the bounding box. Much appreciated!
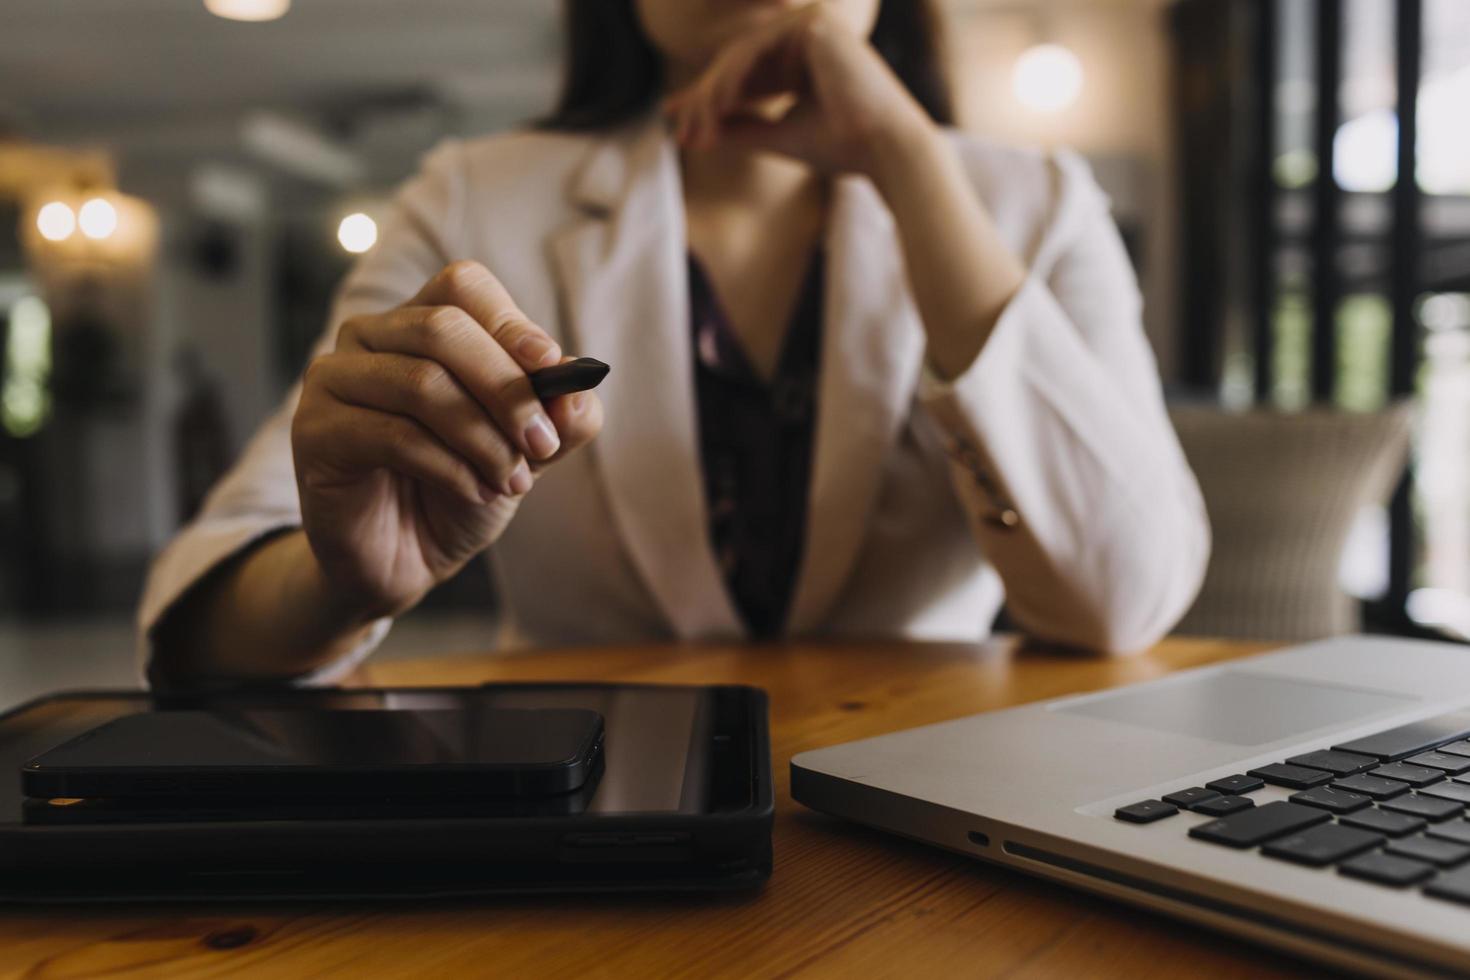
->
[946,0,1179,378]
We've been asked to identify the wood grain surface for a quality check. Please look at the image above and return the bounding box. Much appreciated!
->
[1,635,1342,979]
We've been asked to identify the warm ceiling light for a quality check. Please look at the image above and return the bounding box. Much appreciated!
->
[35,202,76,242]
[78,197,118,240]
[204,0,290,22]
[1012,43,1084,113]
[337,213,378,254]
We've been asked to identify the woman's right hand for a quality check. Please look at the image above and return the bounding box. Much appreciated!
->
[290,260,604,621]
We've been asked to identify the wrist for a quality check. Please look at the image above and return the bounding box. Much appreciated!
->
[289,530,395,629]
[861,111,948,197]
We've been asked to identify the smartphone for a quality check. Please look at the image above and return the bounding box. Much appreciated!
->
[22,758,605,825]
[20,707,604,800]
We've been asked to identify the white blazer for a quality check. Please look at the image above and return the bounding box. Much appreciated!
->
[138,114,1209,683]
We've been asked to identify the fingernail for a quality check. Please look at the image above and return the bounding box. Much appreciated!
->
[516,335,560,368]
[524,414,560,460]
[508,461,533,496]
[569,391,587,415]
[479,480,498,504]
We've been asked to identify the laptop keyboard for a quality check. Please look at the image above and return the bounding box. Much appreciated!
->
[1114,710,1470,906]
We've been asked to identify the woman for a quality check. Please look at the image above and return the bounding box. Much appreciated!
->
[142,0,1209,686]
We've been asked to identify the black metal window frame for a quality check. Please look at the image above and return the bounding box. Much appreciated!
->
[1200,0,1430,635]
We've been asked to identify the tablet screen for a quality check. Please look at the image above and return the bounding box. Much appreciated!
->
[0,684,747,821]
[387,686,713,813]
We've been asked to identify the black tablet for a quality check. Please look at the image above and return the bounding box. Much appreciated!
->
[0,683,772,901]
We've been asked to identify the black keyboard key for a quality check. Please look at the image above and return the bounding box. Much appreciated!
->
[1418,781,1470,805]
[1205,774,1265,795]
[1285,749,1378,776]
[1247,763,1333,789]
[1191,795,1254,816]
[1332,773,1410,800]
[1189,801,1331,848]
[1288,786,1373,814]
[1380,794,1465,822]
[1340,807,1426,838]
[1340,851,1437,887]
[1407,751,1470,774]
[1427,820,1470,846]
[1115,800,1177,823]
[1436,740,1470,759]
[1425,866,1470,905]
[1334,710,1470,761]
[1162,787,1220,808]
[1385,834,1470,867]
[1369,763,1444,787]
[1263,824,1383,867]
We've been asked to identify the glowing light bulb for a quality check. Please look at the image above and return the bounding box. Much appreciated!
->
[78,197,118,240]
[1012,44,1084,113]
[36,202,76,242]
[204,0,290,22]
[337,213,377,254]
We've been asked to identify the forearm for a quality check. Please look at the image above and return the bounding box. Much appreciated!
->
[914,212,1211,653]
[866,121,1027,381]
[150,529,381,686]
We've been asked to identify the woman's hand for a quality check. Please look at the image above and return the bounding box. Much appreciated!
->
[661,4,934,176]
[666,5,1026,383]
[291,260,604,621]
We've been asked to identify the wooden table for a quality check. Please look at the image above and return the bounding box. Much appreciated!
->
[3,635,1335,979]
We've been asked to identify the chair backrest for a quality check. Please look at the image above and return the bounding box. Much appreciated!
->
[1169,403,1413,642]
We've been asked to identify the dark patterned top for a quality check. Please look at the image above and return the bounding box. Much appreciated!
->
[689,251,823,638]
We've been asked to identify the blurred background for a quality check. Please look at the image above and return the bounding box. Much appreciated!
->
[0,0,1467,703]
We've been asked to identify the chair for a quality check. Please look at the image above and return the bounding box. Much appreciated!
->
[1169,403,1413,642]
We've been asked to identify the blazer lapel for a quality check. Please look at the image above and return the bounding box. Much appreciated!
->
[786,175,926,634]
[549,118,744,640]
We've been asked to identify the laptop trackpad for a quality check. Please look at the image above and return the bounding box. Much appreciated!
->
[1053,671,1416,747]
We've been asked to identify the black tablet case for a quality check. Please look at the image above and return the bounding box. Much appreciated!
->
[0,683,773,902]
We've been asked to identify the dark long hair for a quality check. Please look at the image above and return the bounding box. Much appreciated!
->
[541,1,954,131]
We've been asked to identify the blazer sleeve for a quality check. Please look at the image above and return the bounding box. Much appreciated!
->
[917,148,1210,654]
[136,140,466,685]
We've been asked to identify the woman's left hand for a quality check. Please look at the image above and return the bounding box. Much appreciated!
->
[662,4,935,176]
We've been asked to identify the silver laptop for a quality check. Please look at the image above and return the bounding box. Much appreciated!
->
[791,636,1470,978]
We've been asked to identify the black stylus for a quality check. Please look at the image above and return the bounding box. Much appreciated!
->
[529,357,611,400]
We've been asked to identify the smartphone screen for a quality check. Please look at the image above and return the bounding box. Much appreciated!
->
[30,708,600,769]
[21,707,603,799]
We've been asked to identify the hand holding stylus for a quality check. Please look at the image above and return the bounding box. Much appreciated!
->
[290,260,606,620]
